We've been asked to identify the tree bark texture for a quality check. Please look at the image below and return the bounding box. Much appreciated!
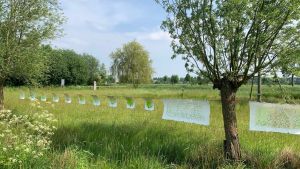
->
[220,80,241,161]
[257,72,262,102]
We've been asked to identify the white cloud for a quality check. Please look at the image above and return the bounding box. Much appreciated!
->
[140,31,171,41]
[51,0,188,77]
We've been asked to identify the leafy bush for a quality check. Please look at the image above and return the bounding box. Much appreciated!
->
[0,101,56,168]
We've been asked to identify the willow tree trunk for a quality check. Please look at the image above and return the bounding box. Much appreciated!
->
[0,80,4,110]
[220,81,241,161]
[291,74,294,87]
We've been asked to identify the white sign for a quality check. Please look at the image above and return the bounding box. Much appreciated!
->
[93,81,97,91]
[144,98,154,111]
[108,96,117,108]
[249,102,300,135]
[64,94,71,104]
[19,91,25,100]
[162,99,210,125]
[78,95,86,105]
[40,95,47,102]
[91,95,100,106]
[29,91,36,101]
[61,79,65,87]
[126,97,135,109]
[52,93,59,102]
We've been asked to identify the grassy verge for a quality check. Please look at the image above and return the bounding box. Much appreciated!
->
[2,85,300,168]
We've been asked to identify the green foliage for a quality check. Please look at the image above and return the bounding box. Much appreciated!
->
[279,49,300,77]
[0,102,56,168]
[170,75,179,84]
[157,0,300,88]
[126,97,134,106]
[0,0,64,83]
[184,74,191,83]
[3,86,300,168]
[145,99,153,109]
[6,45,107,86]
[163,75,168,83]
[110,41,154,86]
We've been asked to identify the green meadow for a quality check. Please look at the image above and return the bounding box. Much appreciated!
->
[4,84,300,169]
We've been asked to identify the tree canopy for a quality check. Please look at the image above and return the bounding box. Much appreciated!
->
[157,0,300,160]
[157,0,300,89]
[0,0,64,109]
[110,41,154,86]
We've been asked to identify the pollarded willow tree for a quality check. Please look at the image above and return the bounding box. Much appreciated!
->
[110,41,154,87]
[156,0,300,160]
[0,0,64,110]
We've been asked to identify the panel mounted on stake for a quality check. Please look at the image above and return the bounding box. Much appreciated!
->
[125,97,135,109]
[78,94,86,105]
[91,95,100,106]
[93,81,97,91]
[249,101,300,135]
[61,79,65,87]
[52,93,59,103]
[64,93,72,104]
[19,91,25,100]
[108,96,117,108]
[40,94,47,102]
[29,90,36,101]
[162,99,210,125]
[144,98,154,111]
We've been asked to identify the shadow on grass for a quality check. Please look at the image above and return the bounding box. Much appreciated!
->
[51,122,223,167]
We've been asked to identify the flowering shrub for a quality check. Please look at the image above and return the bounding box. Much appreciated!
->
[0,101,57,167]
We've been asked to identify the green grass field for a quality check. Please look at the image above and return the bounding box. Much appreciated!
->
[3,84,300,169]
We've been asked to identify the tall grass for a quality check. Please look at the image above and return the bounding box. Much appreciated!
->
[3,85,300,168]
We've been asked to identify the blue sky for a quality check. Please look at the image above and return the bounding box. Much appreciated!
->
[51,0,188,77]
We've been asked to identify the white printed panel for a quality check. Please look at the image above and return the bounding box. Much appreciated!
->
[19,91,25,100]
[162,99,210,125]
[78,95,86,105]
[52,94,59,103]
[144,99,154,111]
[64,94,72,104]
[40,95,47,102]
[29,92,36,101]
[108,97,117,108]
[126,97,135,109]
[249,102,300,135]
[92,95,100,106]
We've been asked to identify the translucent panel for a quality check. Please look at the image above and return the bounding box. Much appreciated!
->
[29,91,36,101]
[19,91,25,100]
[162,99,210,125]
[91,95,100,106]
[249,102,300,135]
[64,94,72,104]
[78,94,86,105]
[40,95,47,102]
[52,93,59,103]
[144,98,154,111]
[108,96,117,108]
[125,97,135,109]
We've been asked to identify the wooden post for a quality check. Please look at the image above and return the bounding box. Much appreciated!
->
[257,72,261,102]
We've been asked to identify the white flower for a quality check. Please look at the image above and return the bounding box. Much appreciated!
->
[24,148,30,153]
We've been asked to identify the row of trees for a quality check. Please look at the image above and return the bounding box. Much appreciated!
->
[5,45,107,86]
[154,74,210,84]
[155,74,300,85]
